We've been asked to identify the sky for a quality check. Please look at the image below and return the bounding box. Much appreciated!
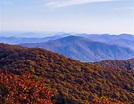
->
[0,0,134,35]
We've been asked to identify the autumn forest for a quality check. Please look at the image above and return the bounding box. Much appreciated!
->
[0,43,134,104]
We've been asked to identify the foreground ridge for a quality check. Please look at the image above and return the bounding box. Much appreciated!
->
[0,43,134,104]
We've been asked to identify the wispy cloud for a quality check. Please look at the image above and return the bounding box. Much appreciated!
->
[114,7,134,10]
[45,0,117,8]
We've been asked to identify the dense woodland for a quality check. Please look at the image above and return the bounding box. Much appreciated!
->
[0,71,56,104]
[0,43,134,104]
[91,59,134,70]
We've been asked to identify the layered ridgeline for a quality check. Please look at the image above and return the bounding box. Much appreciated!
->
[0,35,66,44]
[0,34,134,62]
[0,32,69,44]
[79,33,134,51]
[0,43,134,104]
[20,35,134,62]
[91,58,134,70]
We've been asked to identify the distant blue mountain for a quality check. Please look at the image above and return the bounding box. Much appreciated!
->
[1,33,134,62]
[78,33,134,51]
[0,34,69,44]
[20,35,134,62]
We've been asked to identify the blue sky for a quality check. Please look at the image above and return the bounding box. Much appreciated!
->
[0,0,134,34]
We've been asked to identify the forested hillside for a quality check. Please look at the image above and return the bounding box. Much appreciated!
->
[91,58,134,70]
[0,43,134,104]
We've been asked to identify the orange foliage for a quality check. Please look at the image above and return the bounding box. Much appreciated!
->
[0,71,56,104]
[89,96,124,104]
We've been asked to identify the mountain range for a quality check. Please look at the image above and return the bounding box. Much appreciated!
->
[79,33,134,51]
[0,33,134,62]
[20,35,134,62]
[0,34,69,44]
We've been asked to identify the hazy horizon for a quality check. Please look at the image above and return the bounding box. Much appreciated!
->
[0,31,134,38]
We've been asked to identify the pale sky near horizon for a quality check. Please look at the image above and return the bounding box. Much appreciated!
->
[0,0,134,34]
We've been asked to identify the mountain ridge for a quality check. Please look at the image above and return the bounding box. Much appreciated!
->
[0,43,134,104]
[90,58,134,70]
[79,33,134,51]
[20,35,134,62]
